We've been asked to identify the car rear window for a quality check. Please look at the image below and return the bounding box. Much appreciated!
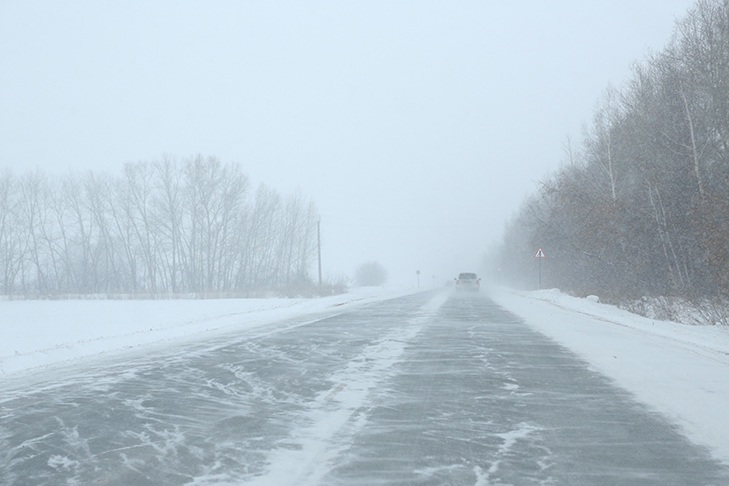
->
[459,273,477,279]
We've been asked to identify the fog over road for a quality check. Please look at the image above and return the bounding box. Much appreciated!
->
[2,291,727,485]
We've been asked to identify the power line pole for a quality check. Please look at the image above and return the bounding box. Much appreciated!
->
[317,219,322,288]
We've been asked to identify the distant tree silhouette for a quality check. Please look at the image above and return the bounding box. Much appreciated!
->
[0,156,320,296]
[355,261,388,287]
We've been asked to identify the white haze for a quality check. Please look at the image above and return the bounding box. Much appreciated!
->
[0,1,694,286]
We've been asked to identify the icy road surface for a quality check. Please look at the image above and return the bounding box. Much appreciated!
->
[2,291,727,485]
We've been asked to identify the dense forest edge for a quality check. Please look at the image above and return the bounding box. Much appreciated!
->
[0,155,345,299]
[485,0,729,325]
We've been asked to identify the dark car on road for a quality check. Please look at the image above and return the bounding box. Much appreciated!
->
[455,272,480,291]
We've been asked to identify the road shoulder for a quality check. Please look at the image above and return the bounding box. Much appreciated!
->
[487,286,729,467]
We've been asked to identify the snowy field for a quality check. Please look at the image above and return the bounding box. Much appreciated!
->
[0,286,422,377]
[489,286,729,467]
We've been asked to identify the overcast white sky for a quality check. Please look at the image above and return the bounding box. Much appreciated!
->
[0,1,695,286]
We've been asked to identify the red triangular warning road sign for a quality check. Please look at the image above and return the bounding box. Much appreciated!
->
[534,247,546,258]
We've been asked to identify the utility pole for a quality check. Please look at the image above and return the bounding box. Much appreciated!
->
[317,219,322,288]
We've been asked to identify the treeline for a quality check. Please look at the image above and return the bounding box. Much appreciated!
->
[493,0,729,301]
[0,156,320,297]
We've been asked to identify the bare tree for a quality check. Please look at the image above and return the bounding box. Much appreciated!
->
[355,261,388,287]
[0,156,319,297]
[491,0,729,301]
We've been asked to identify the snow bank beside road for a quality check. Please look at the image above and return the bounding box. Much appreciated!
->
[488,286,729,466]
[0,286,421,378]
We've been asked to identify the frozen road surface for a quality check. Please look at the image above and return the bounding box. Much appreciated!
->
[2,291,727,485]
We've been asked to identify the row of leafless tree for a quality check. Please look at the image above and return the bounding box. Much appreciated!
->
[491,0,729,300]
[0,156,319,296]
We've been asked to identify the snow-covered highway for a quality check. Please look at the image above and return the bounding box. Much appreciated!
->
[2,290,728,485]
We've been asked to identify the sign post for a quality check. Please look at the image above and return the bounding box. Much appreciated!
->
[534,247,546,289]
